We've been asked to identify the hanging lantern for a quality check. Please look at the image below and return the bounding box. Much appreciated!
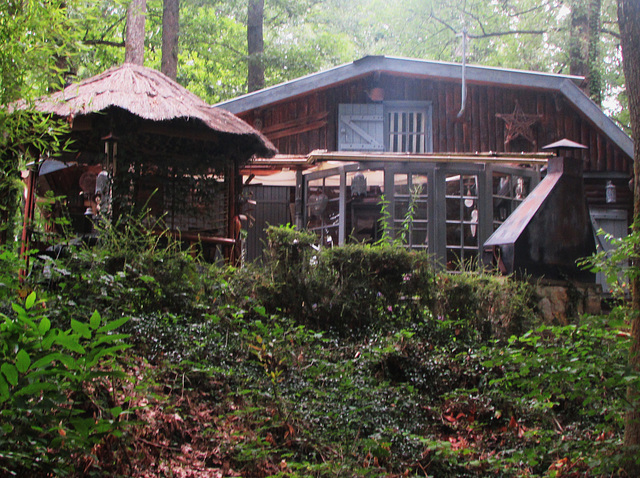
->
[606,180,616,204]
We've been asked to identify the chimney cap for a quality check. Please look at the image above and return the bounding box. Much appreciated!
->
[542,138,588,151]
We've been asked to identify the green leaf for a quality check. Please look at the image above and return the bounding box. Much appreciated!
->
[31,352,67,369]
[41,330,57,350]
[55,334,86,354]
[1,363,19,386]
[14,381,57,397]
[0,375,9,399]
[11,303,25,317]
[93,333,130,347]
[89,310,101,330]
[15,349,31,373]
[71,319,91,339]
[38,317,51,335]
[97,316,129,334]
[25,291,36,310]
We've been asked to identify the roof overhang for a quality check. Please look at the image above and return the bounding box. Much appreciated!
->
[216,55,584,114]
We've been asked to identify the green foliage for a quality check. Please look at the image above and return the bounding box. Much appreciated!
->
[467,317,632,475]
[237,225,436,334]
[0,224,629,476]
[38,211,223,323]
[376,185,423,247]
[0,0,77,245]
[580,225,638,303]
[182,272,629,476]
[0,246,23,305]
[433,271,538,342]
[0,292,131,475]
[242,225,535,341]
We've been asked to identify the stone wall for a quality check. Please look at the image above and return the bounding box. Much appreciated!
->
[536,280,602,323]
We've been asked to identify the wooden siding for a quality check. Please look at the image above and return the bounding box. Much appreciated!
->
[239,73,631,176]
[244,185,292,262]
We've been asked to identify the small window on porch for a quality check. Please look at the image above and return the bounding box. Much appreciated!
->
[492,172,530,230]
[392,173,429,250]
[445,174,479,268]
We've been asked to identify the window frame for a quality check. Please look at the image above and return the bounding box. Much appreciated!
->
[337,102,433,153]
[383,101,433,153]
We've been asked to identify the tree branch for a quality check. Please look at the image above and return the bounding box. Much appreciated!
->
[429,11,545,39]
[428,12,459,35]
[468,30,546,39]
[504,1,556,18]
[601,27,621,39]
[82,39,125,48]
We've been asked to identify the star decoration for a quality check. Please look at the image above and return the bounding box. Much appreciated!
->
[496,101,543,146]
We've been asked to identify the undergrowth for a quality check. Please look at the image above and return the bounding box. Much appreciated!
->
[0,221,635,476]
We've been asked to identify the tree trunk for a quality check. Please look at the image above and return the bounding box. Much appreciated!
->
[618,0,640,473]
[247,0,265,93]
[125,0,146,65]
[587,0,602,105]
[569,0,603,104]
[569,0,589,78]
[161,0,179,80]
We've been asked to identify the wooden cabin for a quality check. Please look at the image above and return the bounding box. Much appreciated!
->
[19,63,276,263]
[216,56,633,281]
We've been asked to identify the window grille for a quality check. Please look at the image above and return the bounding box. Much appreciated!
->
[387,109,429,153]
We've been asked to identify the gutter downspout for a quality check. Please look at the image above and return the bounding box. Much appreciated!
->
[457,27,468,119]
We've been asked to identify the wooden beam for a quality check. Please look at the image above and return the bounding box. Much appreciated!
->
[307,150,552,165]
[138,123,220,143]
[261,111,329,140]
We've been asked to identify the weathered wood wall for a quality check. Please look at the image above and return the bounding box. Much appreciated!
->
[239,73,630,176]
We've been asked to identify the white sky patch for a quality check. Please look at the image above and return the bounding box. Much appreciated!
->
[556,4,571,21]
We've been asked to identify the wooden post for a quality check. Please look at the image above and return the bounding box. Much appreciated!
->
[19,157,39,283]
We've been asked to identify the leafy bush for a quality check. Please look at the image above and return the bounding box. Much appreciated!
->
[433,272,538,343]
[0,292,131,475]
[34,213,226,325]
[238,225,534,343]
[464,316,633,475]
[235,225,437,334]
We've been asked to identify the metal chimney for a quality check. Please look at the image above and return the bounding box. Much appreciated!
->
[483,140,595,281]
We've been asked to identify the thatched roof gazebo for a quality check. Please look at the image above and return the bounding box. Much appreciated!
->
[31,63,276,161]
[19,63,277,263]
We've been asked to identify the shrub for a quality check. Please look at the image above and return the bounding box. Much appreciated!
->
[33,212,226,324]
[433,271,538,343]
[0,292,131,475]
[240,225,437,334]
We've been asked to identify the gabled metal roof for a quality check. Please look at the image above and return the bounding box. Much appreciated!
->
[215,55,633,159]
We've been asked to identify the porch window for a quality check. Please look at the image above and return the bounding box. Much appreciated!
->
[445,174,479,268]
[306,176,340,247]
[492,171,530,230]
[392,173,429,249]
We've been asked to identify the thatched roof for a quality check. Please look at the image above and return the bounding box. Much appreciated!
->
[27,63,277,158]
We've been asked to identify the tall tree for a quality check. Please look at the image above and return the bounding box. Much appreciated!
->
[125,0,146,65]
[247,0,265,92]
[618,0,640,472]
[569,0,604,104]
[161,0,179,80]
[587,0,604,105]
